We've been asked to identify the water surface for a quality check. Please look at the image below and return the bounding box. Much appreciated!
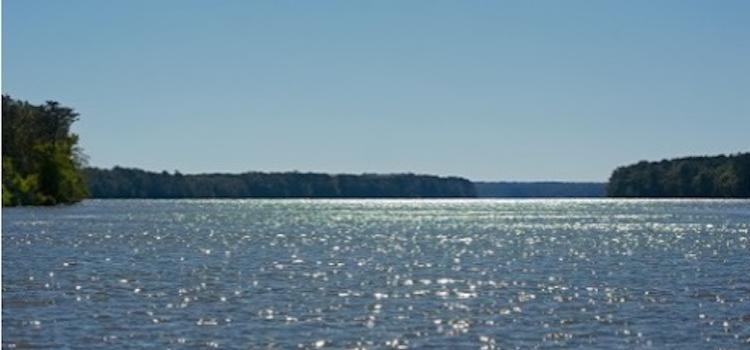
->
[3,199,750,349]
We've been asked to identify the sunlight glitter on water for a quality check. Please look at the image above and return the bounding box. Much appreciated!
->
[2,199,750,348]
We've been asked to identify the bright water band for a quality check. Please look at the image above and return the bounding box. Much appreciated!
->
[3,199,749,348]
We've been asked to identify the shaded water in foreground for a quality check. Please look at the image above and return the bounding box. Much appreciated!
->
[3,199,750,349]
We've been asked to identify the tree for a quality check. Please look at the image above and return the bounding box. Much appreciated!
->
[607,153,750,198]
[2,95,88,206]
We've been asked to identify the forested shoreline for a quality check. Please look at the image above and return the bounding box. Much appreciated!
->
[607,153,750,197]
[85,167,477,198]
[2,96,88,206]
[3,95,749,204]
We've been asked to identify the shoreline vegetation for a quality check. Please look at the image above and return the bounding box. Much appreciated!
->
[2,96,88,206]
[2,96,749,206]
[607,153,750,197]
[84,167,477,199]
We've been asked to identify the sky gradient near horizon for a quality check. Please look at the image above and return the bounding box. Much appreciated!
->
[3,1,749,181]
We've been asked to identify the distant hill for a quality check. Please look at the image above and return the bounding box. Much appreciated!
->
[607,153,750,197]
[474,181,606,197]
[85,167,477,198]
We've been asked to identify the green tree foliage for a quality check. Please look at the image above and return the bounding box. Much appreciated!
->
[607,153,750,197]
[2,96,88,206]
[85,167,477,198]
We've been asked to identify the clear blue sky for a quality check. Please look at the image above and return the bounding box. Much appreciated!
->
[3,1,749,181]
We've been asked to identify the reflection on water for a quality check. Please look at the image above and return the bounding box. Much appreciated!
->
[3,199,750,348]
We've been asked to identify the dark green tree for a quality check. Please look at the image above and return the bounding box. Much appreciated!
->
[84,167,477,198]
[607,153,750,198]
[2,95,88,205]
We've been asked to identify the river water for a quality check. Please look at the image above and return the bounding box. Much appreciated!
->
[2,199,749,349]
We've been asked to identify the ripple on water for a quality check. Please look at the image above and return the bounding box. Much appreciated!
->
[2,199,750,348]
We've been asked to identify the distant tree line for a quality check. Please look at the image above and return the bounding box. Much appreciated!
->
[474,182,605,197]
[607,153,750,197]
[2,96,88,206]
[85,167,477,198]
[7,96,747,203]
